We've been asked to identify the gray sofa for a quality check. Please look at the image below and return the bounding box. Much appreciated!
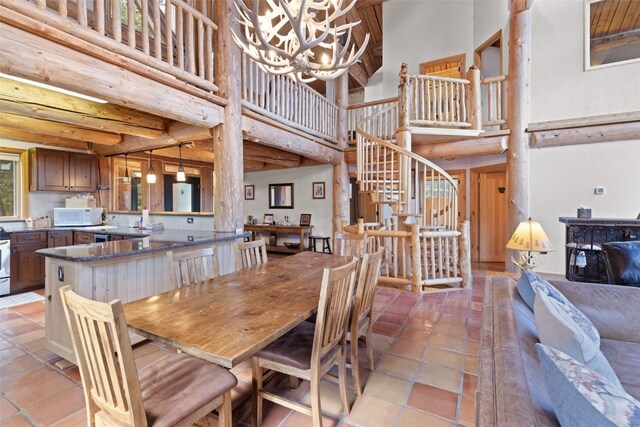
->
[477,275,640,426]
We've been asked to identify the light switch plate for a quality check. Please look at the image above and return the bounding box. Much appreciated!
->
[594,187,605,195]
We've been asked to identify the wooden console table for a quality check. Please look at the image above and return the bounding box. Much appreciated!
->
[245,224,314,253]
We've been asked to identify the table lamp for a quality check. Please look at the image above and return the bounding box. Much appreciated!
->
[506,218,554,270]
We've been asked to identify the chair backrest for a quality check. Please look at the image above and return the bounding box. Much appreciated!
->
[352,248,383,334]
[235,238,268,270]
[334,232,367,257]
[602,241,640,286]
[167,246,220,290]
[312,259,358,363]
[59,285,146,426]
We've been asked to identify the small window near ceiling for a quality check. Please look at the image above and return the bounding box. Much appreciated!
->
[585,0,640,69]
[0,153,20,220]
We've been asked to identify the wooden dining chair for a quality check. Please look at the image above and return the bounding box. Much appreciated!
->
[334,232,367,257]
[59,285,237,427]
[235,238,268,270]
[349,248,383,395]
[167,246,220,290]
[252,259,358,427]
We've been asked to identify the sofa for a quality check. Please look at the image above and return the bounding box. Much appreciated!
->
[477,275,640,426]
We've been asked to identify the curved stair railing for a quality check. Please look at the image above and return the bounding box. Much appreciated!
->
[355,83,472,291]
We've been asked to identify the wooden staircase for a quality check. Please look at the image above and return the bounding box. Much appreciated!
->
[352,65,473,292]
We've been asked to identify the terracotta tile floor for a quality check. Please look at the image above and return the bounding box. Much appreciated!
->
[0,266,496,427]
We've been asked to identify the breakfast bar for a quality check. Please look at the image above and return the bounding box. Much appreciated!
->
[36,230,246,363]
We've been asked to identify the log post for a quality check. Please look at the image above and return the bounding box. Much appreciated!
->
[466,65,482,131]
[506,0,533,271]
[410,223,422,293]
[397,63,412,216]
[212,0,243,233]
[459,221,472,288]
[333,73,350,233]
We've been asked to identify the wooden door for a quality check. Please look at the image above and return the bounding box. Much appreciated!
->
[477,170,507,262]
[48,231,73,248]
[36,148,69,191]
[69,153,97,192]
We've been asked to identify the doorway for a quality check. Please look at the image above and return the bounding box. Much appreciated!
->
[470,164,507,262]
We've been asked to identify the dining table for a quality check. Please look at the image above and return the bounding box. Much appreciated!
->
[123,251,353,368]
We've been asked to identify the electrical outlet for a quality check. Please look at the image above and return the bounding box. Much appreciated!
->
[187,217,194,224]
[594,187,605,195]
[57,266,64,282]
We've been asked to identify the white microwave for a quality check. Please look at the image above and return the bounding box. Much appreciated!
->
[54,208,103,226]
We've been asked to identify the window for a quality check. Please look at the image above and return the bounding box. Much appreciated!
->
[0,153,21,220]
[585,0,640,69]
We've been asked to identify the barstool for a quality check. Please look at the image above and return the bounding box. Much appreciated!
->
[308,236,332,254]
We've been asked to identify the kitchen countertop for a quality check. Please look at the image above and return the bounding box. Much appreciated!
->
[32,227,248,262]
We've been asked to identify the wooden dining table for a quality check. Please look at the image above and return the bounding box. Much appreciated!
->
[123,251,353,368]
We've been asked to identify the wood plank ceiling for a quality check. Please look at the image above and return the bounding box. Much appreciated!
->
[589,0,640,51]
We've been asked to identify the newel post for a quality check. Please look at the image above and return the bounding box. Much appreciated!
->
[332,73,350,234]
[466,65,482,131]
[397,63,412,214]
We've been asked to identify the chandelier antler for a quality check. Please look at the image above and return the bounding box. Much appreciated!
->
[231,0,369,82]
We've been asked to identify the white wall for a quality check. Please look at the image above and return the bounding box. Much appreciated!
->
[531,140,640,273]
[244,165,334,241]
[365,0,475,101]
[531,0,640,122]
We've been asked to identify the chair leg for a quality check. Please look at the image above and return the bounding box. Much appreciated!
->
[252,357,263,427]
[366,324,375,371]
[310,372,323,427]
[338,348,350,414]
[218,390,233,427]
[351,340,362,396]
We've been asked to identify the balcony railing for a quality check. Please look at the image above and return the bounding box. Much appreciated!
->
[481,75,507,128]
[8,0,217,92]
[241,54,338,143]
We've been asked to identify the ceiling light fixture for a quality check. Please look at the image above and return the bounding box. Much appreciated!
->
[0,72,108,104]
[231,0,369,83]
[123,153,131,183]
[176,144,186,182]
[146,150,157,184]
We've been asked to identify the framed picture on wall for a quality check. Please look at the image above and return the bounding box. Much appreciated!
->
[312,182,325,199]
[299,214,312,226]
[263,213,274,224]
[244,185,255,200]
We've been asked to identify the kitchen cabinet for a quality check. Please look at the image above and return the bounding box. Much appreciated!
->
[73,231,94,244]
[48,231,73,248]
[10,232,47,293]
[30,148,97,192]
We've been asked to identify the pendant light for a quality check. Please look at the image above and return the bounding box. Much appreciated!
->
[123,153,130,183]
[176,144,186,182]
[146,150,157,184]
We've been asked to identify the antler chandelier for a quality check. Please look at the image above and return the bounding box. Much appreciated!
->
[231,0,369,82]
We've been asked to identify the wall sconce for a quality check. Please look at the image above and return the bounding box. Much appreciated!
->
[146,150,157,184]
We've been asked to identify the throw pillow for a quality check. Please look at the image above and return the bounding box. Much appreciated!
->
[516,269,565,310]
[536,344,640,427]
[534,289,620,387]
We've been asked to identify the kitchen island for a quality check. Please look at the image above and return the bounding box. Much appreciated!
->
[36,229,247,363]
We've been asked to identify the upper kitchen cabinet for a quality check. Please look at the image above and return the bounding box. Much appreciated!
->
[30,148,97,192]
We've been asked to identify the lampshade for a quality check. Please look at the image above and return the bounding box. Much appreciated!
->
[506,219,554,253]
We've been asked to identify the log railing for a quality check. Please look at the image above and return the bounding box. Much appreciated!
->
[347,97,398,143]
[406,74,471,128]
[481,75,507,127]
[241,54,339,142]
[8,0,218,92]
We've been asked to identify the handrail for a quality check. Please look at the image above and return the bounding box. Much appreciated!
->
[481,75,507,127]
[347,97,398,110]
[241,53,338,143]
[347,97,398,142]
[10,0,218,91]
[406,74,471,128]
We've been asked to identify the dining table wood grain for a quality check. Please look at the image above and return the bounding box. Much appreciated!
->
[123,252,353,368]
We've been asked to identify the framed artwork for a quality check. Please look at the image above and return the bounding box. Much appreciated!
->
[244,185,255,200]
[299,214,312,226]
[312,182,325,199]
[263,213,274,224]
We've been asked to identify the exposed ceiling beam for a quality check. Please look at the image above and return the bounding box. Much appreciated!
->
[244,159,266,171]
[243,141,301,168]
[0,127,90,150]
[0,77,165,139]
[371,42,382,57]
[348,62,369,88]
[1,112,122,145]
[346,9,376,77]
[93,122,213,155]
[152,146,214,163]
[591,29,640,53]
